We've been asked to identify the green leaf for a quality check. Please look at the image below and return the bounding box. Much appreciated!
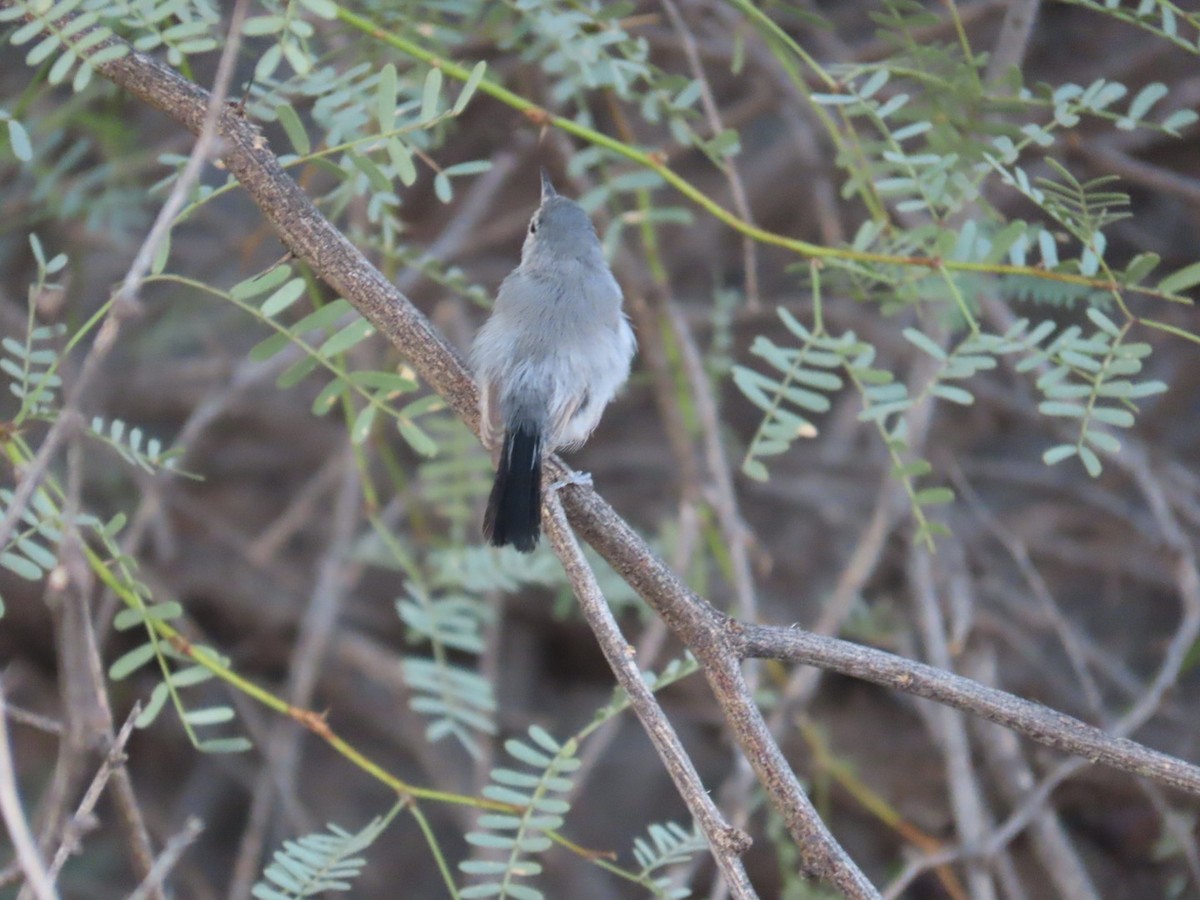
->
[318,318,375,357]
[249,332,291,362]
[420,67,443,120]
[858,68,889,98]
[1085,307,1121,337]
[260,278,307,317]
[985,220,1029,264]
[242,15,285,36]
[902,328,946,360]
[811,93,859,106]
[183,706,236,726]
[893,459,932,479]
[352,404,377,443]
[1124,252,1160,284]
[528,725,563,754]
[347,151,392,193]
[14,538,54,570]
[914,487,954,506]
[311,377,347,415]
[352,371,418,393]
[453,60,487,115]
[197,737,253,753]
[1162,109,1199,134]
[297,0,339,17]
[255,43,283,81]
[275,104,310,156]
[1078,444,1102,477]
[168,665,216,688]
[290,298,353,335]
[742,458,768,481]
[136,683,170,727]
[113,601,182,629]
[1127,82,1168,121]
[282,39,313,76]
[1039,401,1085,418]
[397,418,437,457]
[0,552,42,580]
[1042,444,1076,465]
[6,118,32,162]
[465,832,517,849]
[109,643,158,680]
[459,884,505,898]
[1083,430,1121,453]
[1123,380,1167,398]
[388,140,417,186]
[104,512,128,537]
[1089,406,1134,428]
[930,384,973,405]
[232,266,293,300]
[707,128,742,157]
[1157,261,1200,295]
[504,739,551,768]
[506,884,544,900]
[459,860,510,876]
[275,354,320,389]
[376,63,397,132]
[150,231,171,275]
[442,160,492,178]
[434,172,452,203]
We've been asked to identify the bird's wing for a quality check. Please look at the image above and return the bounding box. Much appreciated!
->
[479,377,504,456]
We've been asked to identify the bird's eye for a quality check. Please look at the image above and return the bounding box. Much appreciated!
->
[529,219,538,234]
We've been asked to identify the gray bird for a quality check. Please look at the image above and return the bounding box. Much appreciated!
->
[471,170,636,552]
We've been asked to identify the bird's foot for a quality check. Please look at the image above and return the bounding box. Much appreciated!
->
[549,470,593,491]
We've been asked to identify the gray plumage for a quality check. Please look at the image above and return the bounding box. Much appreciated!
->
[470,171,636,551]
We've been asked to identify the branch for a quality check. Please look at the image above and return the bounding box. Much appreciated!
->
[0,681,56,900]
[735,622,1200,795]
[542,491,757,899]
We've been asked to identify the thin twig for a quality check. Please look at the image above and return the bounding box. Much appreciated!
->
[660,0,761,308]
[664,301,759,624]
[965,649,1100,900]
[126,817,204,900]
[44,705,142,884]
[0,681,57,900]
[953,465,1107,720]
[543,489,756,899]
[908,545,997,900]
[984,0,1042,84]
[1,705,63,736]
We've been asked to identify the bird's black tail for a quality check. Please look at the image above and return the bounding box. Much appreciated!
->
[483,421,542,552]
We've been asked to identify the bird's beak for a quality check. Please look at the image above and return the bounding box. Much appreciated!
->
[540,167,558,202]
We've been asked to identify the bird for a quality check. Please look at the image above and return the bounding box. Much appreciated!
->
[470,169,636,552]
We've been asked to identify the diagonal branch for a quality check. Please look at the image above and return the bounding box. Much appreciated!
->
[542,491,757,898]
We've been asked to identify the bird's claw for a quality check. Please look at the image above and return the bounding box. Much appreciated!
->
[550,471,593,491]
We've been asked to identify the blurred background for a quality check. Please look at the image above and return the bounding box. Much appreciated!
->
[1,1,1199,898]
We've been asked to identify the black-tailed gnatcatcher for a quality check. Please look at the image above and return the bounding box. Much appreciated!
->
[471,170,636,552]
